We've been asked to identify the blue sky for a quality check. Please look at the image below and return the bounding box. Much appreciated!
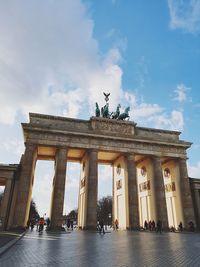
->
[0,0,200,215]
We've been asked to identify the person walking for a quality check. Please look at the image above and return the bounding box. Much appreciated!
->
[144,220,148,230]
[156,219,162,234]
[152,220,155,231]
[178,221,183,232]
[99,219,105,234]
[70,219,73,231]
[46,217,51,230]
[30,219,34,231]
[115,219,119,230]
[38,217,45,232]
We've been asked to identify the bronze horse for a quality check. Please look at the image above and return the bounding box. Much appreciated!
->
[118,106,130,120]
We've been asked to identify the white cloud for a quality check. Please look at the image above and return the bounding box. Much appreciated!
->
[148,110,184,131]
[124,91,184,131]
[173,83,191,103]
[168,0,200,33]
[188,161,200,178]
[2,139,24,156]
[132,103,163,119]
[0,0,123,124]
[98,165,112,182]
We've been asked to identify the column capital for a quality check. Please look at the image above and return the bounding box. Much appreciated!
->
[152,155,162,162]
[87,148,98,154]
[124,153,135,160]
[56,146,68,151]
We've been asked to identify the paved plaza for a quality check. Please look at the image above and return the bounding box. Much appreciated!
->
[0,229,200,267]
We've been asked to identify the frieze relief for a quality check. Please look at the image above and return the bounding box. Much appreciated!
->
[90,118,135,136]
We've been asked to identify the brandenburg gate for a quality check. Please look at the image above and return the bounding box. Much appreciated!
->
[0,98,198,230]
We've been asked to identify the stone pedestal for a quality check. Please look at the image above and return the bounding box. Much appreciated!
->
[50,147,68,230]
[86,150,98,230]
[126,154,139,229]
[179,158,196,228]
[13,143,37,228]
[153,156,168,229]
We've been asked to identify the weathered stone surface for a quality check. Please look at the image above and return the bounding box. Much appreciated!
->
[12,143,37,228]
[126,154,139,229]
[153,156,169,229]
[85,150,98,230]
[22,113,191,159]
[50,147,68,230]
[0,179,13,230]
[179,159,196,227]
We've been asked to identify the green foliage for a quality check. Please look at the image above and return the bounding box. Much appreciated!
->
[67,209,78,220]
[97,195,112,225]
[29,199,40,220]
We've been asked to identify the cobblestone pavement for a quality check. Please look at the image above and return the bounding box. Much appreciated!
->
[0,229,200,267]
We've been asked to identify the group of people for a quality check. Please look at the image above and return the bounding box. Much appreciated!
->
[27,217,51,232]
[143,220,195,233]
[144,220,156,231]
[97,218,119,234]
[143,219,162,233]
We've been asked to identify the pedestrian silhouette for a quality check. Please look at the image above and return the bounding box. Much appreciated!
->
[156,219,162,234]
[99,220,105,234]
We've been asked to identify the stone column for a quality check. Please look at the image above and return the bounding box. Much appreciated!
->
[126,154,139,229]
[86,149,98,230]
[0,179,13,230]
[50,147,68,230]
[179,158,196,228]
[153,156,168,229]
[194,190,200,230]
[13,143,37,228]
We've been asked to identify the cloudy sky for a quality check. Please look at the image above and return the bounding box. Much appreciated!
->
[0,0,200,216]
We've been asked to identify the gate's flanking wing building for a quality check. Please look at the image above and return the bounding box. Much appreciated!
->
[0,113,199,230]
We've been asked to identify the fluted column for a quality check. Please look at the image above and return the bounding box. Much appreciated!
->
[86,149,98,230]
[126,154,139,229]
[13,143,37,228]
[153,156,168,229]
[179,158,196,228]
[50,147,68,230]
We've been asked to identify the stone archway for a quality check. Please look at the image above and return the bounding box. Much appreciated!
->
[1,113,196,230]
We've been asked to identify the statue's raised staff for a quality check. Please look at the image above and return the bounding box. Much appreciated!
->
[118,106,130,120]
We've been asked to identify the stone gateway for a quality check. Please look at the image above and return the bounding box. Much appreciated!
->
[0,113,199,231]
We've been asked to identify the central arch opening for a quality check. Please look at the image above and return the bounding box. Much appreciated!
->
[98,164,113,229]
